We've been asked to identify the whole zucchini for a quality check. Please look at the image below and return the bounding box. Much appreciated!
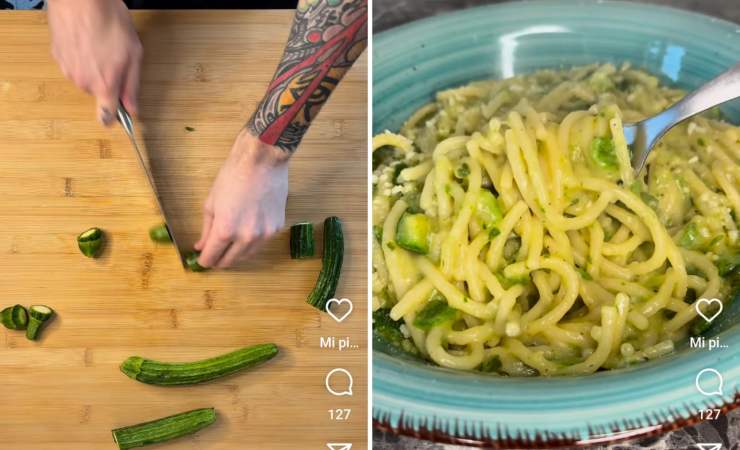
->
[120,343,278,386]
[306,216,344,311]
[112,407,216,450]
[290,222,315,259]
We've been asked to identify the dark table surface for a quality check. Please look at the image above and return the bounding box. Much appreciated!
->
[372,1,740,449]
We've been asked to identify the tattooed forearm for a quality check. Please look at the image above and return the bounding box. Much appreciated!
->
[247,0,368,153]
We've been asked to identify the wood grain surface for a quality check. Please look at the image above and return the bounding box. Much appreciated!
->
[0,11,367,450]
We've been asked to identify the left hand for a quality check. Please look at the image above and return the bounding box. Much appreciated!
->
[194,129,290,269]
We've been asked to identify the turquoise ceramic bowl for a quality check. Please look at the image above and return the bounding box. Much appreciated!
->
[373,1,740,447]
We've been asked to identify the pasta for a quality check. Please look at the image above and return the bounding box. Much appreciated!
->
[372,63,740,376]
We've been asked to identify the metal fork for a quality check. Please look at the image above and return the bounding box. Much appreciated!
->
[626,62,740,175]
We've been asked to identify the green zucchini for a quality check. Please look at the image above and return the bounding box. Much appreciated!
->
[590,137,618,172]
[1,307,10,329]
[77,227,104,258]
[290,222,315,259]
[413,297,457,331]
[111,407,216,450]
[148,223,172,243]
[120,343,278,385]
[25,305,54,340]
[185,251,208,272]
[476,190,503,229]
[677,222,717,251]
[1,304,28,330]
[395,212,430,254]
[13,305,28,329]
[306,216,344,311]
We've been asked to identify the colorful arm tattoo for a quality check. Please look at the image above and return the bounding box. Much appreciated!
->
[247,0,368,153]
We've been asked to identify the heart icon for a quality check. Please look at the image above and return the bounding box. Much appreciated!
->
[326,298,353,323]
[696,298,723,323]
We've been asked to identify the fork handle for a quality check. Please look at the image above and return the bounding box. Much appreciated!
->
[644,63,740,138]
[632,63,740,172]
[668,62,740,123]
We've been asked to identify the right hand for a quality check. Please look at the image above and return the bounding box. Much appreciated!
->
[48,0,143,125]
[194,130,290,269]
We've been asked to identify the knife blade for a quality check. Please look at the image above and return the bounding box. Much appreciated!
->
[116,104,187,268]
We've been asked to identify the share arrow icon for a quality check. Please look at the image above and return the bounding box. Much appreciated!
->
[326,444,352,450]
[697,443,722,450]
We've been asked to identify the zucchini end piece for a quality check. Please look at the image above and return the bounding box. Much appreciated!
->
[0,307,13,329]
[1,305,28,330]
[12,304,28,330]
[120,356,144,381]
[149,223,173,243]
[25,305,55,340]
[396,212,430,254]
[77,227,104,258]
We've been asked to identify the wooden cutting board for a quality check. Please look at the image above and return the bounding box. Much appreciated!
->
[0,11,367,450]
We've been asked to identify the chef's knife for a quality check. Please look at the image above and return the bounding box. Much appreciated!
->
[116,104,187,268]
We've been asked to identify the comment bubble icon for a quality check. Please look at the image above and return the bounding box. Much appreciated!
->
[326,443,352,450]
[695,368,724,397]
[325,368,353,397]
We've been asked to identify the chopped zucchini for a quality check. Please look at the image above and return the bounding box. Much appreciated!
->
[495,272,530,289]
[1,307,12,329]
[717,253,739,277]
[185,251,208,272]
[148,223,172,243]
[25,305,54,340]
[290,222,315,259]
[396,212,430,254]
[372,308,419,356]
[476,190,503,229]
[413,297,457,331]
[677,222,712,251]
[478,355,502,373]
[373,308,405,346]
[1,304,28,330]
[77,227,104,258]
[576,267,593,280]
[590,137,618,171]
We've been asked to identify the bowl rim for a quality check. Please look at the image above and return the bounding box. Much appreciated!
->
[373,394,740,448]
[371,0,740,447]
[373,0,740,45]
